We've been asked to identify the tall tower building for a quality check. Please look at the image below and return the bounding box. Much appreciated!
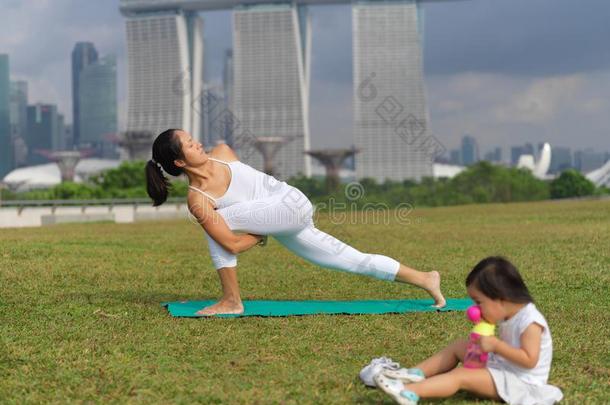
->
[222,49,234,146]
[9,81,28,139]
[0,54,12,178]
[123,10,203,149]
[201,82,225,148]
[232,4,312,179]
[79,55,118,158]
[72,42,99,147]
[352,0,432,182]
[9,81,28,168]
[25,104,63,165]
[461,135,479,166]
[511,146,523,166]
[549,147,572,173]
[575,149,606,173]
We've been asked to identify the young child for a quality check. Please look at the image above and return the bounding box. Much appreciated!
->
[374,256,563,405]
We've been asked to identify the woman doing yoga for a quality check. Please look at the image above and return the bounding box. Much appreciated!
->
[145,129,445,315]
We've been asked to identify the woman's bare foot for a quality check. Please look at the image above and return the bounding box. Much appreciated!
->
[196,300,244,316]
[424,271,446,308]
[395,265,447,308]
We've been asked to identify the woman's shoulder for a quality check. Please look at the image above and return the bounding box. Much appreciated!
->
[210,143,239,163]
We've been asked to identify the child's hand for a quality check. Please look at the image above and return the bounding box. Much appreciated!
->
[479,336,499,353]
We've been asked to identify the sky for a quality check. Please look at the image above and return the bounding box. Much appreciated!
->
[1,0,609,156]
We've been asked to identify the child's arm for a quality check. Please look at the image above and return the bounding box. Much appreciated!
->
[480,323,543,369]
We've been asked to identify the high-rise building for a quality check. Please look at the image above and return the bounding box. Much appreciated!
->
[461,135,479,166]
[511,146,523,166]
[56,113,66,151]
[0,55,12,178]
[493,147,502,162]
[9,80,29,168]
[449,149,461,166]
[549,147,572,173]
[511,143,539,167]
[9,81,28,139]
[232,4,311,179]
[222,49,234,146]
[123,10,203,149]
[79,55,118,158]
[483,147,502,163]
[25,104,63,165]
[200,82,225,148]
[353,1,432,182]
[64,124,74,151]
[72,42,99,147]
[574,149,607,173]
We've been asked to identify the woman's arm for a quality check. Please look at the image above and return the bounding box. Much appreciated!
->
[233,233,264,253]
[479,323,543,369]
[188,194,263,254]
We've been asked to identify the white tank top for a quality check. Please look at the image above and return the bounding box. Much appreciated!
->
[188,157,289,209]
[487,303,554,385]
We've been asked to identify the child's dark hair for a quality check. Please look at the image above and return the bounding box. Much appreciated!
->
[466,256,534,303]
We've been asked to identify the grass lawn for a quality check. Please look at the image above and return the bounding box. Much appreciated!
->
[1,199,609,404]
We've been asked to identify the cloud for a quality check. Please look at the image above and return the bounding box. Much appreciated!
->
[426,70,610,153]
[493,75,584,124]
[1,0,609,153]
[422,0,610,77]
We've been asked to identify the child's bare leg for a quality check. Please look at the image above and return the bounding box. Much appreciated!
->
[405,367,499,399]
[414,339,468,377]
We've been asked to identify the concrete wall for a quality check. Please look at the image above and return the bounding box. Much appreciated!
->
[0,203,189,228]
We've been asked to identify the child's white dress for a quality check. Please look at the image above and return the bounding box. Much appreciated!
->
[487,303,563,405]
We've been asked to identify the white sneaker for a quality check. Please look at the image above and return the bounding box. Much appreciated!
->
[382,367,425,383]
[374,374,419,405]
[359,356,401,387]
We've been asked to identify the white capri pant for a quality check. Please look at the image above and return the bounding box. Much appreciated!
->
[202,186,400,281]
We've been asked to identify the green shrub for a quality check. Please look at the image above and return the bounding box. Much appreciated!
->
[550,169,596,199]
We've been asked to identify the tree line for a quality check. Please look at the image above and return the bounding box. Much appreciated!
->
[2,161,607,206]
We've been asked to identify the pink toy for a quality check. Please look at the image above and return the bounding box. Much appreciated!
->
[463,305,496,369]
[466,305,482,323]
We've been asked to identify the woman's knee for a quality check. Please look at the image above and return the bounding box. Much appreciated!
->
[210,254,237,270]
[205,231,237,269]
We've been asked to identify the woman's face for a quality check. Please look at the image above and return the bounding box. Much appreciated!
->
[467,285,506,324]
[174,130,208,168]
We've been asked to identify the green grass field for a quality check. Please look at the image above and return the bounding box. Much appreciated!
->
[1,199,609,404]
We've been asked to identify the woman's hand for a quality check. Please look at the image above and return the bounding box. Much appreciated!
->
[251,234,268,247]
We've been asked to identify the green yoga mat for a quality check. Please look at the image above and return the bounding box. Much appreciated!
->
[161,298,473,318]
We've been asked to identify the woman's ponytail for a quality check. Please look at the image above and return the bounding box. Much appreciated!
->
[146,129,185,206]
[146,159,171,206]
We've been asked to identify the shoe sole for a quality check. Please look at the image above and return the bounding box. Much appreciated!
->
[374,375,415,405]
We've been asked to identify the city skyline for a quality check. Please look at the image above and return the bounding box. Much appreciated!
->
[1,0,609,155]
[444,134,609,175]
